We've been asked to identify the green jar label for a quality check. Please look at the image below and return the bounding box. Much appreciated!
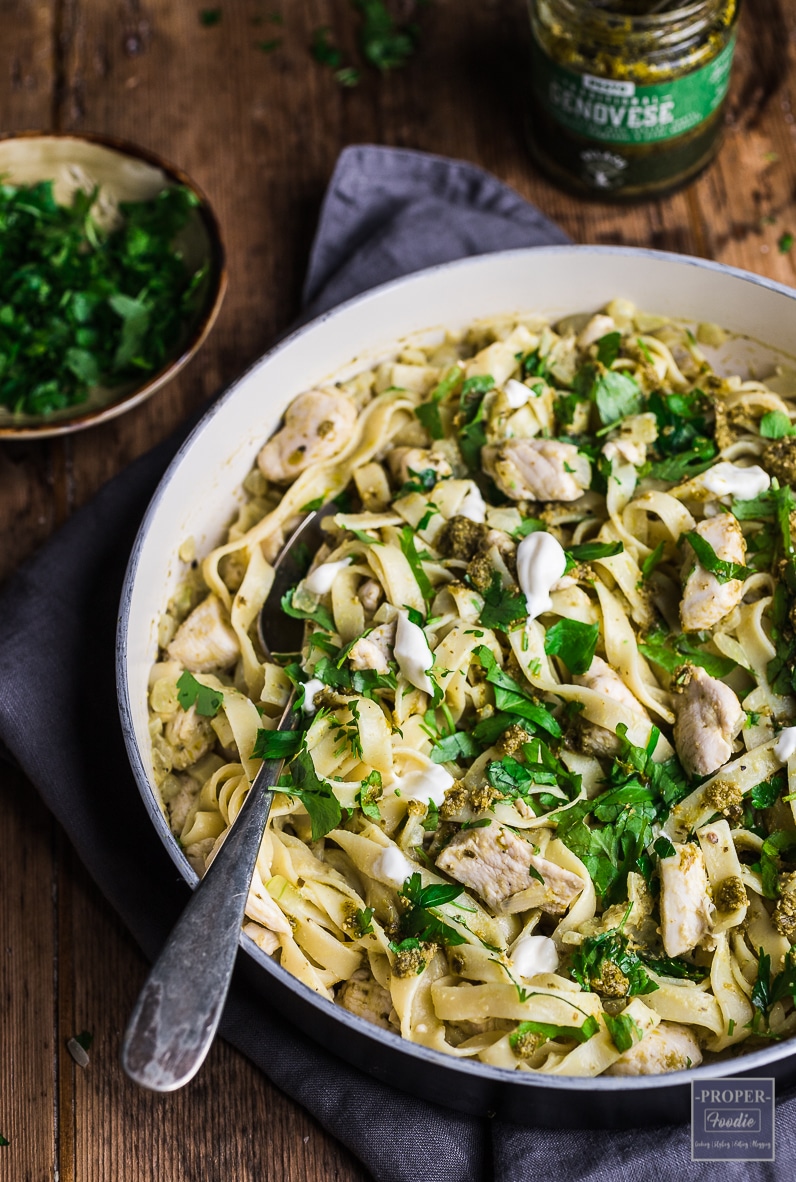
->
[531,33,736,146]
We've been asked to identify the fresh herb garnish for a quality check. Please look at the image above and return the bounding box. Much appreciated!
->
[641,540,666,580]
[759,829,796,899]
[596,331,621,368]
[760,410,794,439]
[510,1015,600,1048]
[430,731,480,764]
[778,231,794,254]
[252,728,304,761]
[457,374,494,472]
[354,907,375,936]
[355,0,421,72]
[479,570,527,631]
[639,630,738,679]
[603,1012,643,1053]
[475,646,561,737]
[283,745,342,840]
[0,182,205,416]
[282,587,336,631]
[543,618,599,676]
[750,775,784,810]
[415,365,462,440]
[565,540,623,567]
[573,362,642,426]
[176,671,224,718]
[358,770,383,820]
[570,926,658,997]
[684,531,753,584]
[399,525,434,605]
[397,872,468,946]
[751,947,796,1030]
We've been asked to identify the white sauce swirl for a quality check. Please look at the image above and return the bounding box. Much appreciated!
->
[303,557,352,595]
[701,462,771,501]
[510,934,559,979]
[394,612,434,695]
[373,846,413,888]
[516,531,568,621]
[458,482,487,523]
[391,764,454,808]
[774,726,796,763]
[301,677,325,713]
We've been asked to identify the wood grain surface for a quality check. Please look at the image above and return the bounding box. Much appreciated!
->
[1,2,795,1179]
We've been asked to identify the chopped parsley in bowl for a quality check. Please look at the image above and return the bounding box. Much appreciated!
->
[0,132,226,438]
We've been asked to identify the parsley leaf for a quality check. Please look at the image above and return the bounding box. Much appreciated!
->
[176,670,224,718]
[566,540,623,565]
[475,646,561,737]
[750,775,784,810]
[760,410,794,439]
[479,570,527,631]
[397,872,468,946]
[570,927,658,997]
[603,1012,643,1053]
[284,745,342,840]
[252,728,303,760]
[399,525,434,605]
[574,362,642,426]
[510,1015,599,1048]
[354,907,374,936]
[355,0,419,72]
[596,331,621,368]
[684,531,753,584]
[543,618,599,676]
[751,946,796,1029]
[458,374,494,473]
[639,632,738,679]
[282,587,335,631]
[430,731,480,764]
[415,365,462,440]
[641,540,666,580]
[759,829,796,899]
[653,835,676,859]
[358,770,383,820]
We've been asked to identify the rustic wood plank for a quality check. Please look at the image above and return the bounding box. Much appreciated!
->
[61,840,371,1182]
[0,771,58,1182]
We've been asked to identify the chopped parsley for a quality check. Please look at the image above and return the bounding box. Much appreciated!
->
[543,618,599,676]
[252,728,304,761]
[0,181,206,416]
[683,531,753,584]
[570,926,658,997]
[283,745,342,840]
[478,571,527,632]
[176,671,224,718]
[415,365,462,439]
[354,907,374,936]
[751,947,796,1030]
[475,646,561,737]
[510,1014,599,1048]
[282,588,336,631]
[397,873,468,946]
[603,1012,643,1053]
[573,362,642,426]
[399,525,435,605]
[358,770,383,820]
[760,410,794,439]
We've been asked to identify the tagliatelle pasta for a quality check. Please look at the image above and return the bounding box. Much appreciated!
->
[148,300,796,1076]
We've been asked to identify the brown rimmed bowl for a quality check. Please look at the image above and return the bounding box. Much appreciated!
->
[0,131,226,440]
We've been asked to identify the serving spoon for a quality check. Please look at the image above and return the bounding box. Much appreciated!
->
[121,504,335,1091]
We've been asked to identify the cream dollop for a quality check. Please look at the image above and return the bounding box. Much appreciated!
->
[458,482,487,523]
[391,764,454,808]
[301,677,325,713]
[372,846,413,888]
[504,378,531,410]
[510,934,559,980]
[303,557,352,595]
[701,462,771,501]
[516,531,568,621]
[774,726,796,763]
[394,612,434,695]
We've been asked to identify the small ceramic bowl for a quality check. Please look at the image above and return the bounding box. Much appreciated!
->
[0,132,226,440]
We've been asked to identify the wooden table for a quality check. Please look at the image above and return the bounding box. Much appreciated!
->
[1,2,794,1179]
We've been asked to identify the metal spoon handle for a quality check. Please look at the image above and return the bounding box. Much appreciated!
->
[122,711,296,1091]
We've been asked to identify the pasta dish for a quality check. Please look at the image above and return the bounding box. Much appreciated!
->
[147,300,796,1077]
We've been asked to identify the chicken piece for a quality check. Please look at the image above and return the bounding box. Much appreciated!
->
[482,439,591,503]
[347,621,396,674]
[257,389,357,484]
[166,774,200,836]
[659,842,714,957]
[338,969,396,1031]
[573,656,650,756]
[680,514,747,632]
[606,1022,702,1076]
[357,578,384,614]
[436,825,583,914]
[673,665,744,777]
[164,704,215,771]
[167,594,240,674]
[387,447,453,488]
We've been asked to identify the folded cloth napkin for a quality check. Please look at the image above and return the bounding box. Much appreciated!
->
[0,145,791,1182]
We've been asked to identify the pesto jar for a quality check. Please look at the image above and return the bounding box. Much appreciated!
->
[526,0,740,199]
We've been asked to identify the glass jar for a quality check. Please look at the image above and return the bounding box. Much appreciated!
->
[526,0,740,200]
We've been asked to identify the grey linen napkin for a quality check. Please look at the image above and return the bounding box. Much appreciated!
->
[0,145,789,1182]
